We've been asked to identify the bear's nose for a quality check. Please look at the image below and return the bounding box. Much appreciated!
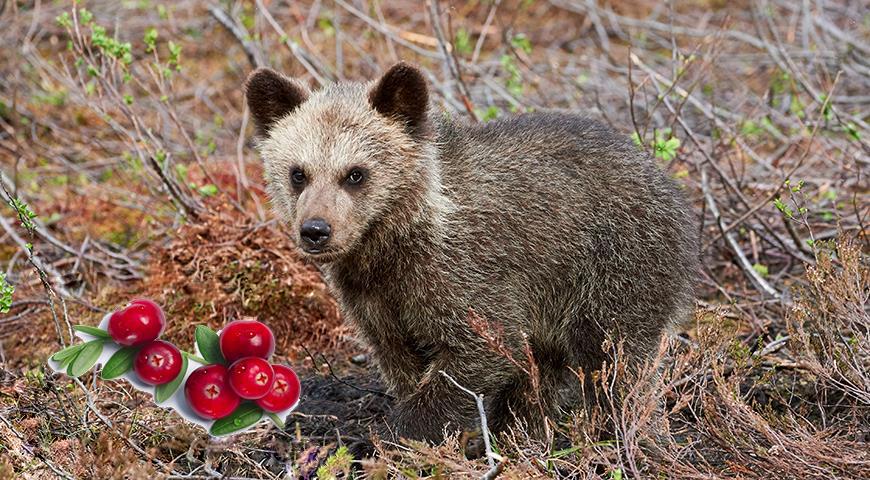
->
[300,218,331,248]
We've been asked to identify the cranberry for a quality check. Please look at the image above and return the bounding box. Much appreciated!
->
[184,364,240,420]
[219,319,275,362]
[133,340,183,385]
[107,299,166,346]
[255,364,300,413]
[228,357,275,399]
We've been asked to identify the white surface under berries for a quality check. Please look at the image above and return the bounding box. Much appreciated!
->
[47,312,299,436]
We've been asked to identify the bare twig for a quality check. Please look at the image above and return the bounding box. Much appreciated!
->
[428,0,478,121]
[255,0,333,85]
[700,166,782,299]
[208,3,267,69]
[440,370,495,469]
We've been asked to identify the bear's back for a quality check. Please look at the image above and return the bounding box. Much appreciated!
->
[433,111,697,343]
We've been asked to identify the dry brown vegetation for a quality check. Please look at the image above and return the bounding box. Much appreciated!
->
[0,0,867,478]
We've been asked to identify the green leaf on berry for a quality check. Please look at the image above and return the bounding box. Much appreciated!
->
[101,346,138,379]
[74,325,111,339]
[155,352,188,403]
[210,402,263,436]
[195,325,225,365]
[58,354,77,371]
[67,339,105,377]
[51,343,85,363]
[266,412,285,429]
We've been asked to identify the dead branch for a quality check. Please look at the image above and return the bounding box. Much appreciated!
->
[700,166,782,299]
[440,370,496,469]
[427,0,478,121]
[208,3,266,69]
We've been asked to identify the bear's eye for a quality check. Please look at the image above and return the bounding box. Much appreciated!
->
[290,169,306,186]
[346,169,365,186]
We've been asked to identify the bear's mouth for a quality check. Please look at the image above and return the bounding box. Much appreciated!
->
[298,246,342,263]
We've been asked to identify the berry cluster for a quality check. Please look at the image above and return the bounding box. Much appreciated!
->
[49,299,301,436]
[107,299,182,385]
[185,320,300,420]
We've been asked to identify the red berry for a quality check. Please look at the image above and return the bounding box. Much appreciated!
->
[228,357,275,399]
[219,319,275,362]
[107,299,166,346]
[134,340,183,385]
[184,364,240,420]
[255,364,300,413]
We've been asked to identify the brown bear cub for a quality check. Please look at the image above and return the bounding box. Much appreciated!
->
[245,62,697,442]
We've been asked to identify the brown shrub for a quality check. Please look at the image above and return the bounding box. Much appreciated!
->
[141,201,347,358]
[788,238,869,406]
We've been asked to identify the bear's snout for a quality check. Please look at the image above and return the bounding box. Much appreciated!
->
[300,218,331,251]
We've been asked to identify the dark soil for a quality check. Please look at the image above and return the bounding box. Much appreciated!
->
[294,365,393,457]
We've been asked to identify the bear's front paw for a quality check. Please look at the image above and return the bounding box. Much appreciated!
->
[387,404,453,444]
[387,408,485,458]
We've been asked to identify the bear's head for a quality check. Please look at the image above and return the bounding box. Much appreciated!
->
[245,63,437,263]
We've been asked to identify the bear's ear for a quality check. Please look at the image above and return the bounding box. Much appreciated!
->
[245,68,310,136]
[368,62,429,136]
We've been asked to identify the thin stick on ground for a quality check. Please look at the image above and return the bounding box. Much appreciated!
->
[428,0,478,121]
[440,370,496,469]
[700,165,782,299]
[208,3,266,69]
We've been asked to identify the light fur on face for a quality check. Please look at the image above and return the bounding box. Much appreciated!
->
[256,82,442,262]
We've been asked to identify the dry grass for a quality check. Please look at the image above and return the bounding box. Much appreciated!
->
[0,0,867,478]
[142,201,345,357]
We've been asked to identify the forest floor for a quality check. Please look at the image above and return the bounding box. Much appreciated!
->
[0,1,867,478]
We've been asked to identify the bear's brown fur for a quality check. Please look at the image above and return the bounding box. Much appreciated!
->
[245,63,698,442]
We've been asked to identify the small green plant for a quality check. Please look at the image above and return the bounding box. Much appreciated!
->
[453,27,472,55]
[0,273,14,314]
[55,12,72,28]
[510,33,532,54]
[175,163,189,181]
[90,24,133,65]
[729,339,752,368]
[759,117,783,138]
[654,134,680,162]
[844,122,860,141]
[500,54,524,96]
[167,41,182,70]
[631,131,643,147]
[789,95,806,119]
[315,446,354,480]
[740,120,763,138]
[773,197,793,219]
[775,179,810,220]
[144,27,158,53]
[769,70,791,106]
[818,94,833,121]
[633,128,680,162]
[197,184,218,197]
[8,197,37,230]
[475,105,501,122]
[317,17,335,36]
[78,8,93,25]
[35,88,68,107]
